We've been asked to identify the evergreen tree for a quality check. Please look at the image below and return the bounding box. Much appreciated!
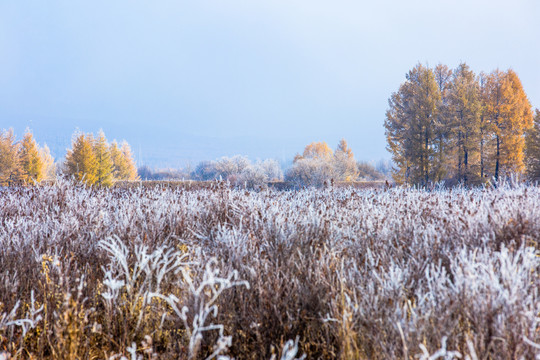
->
[525,109,540,181]
[65,133,98,185]
[19,130,44,184]
[93,130,114,187]
[0,129,22,186]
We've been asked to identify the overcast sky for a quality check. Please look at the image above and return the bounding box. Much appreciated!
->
[0,0,539,167]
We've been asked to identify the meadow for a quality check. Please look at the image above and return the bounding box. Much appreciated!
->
[0,181,539,359]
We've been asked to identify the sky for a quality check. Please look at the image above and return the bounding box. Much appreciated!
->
[0,0,539,168]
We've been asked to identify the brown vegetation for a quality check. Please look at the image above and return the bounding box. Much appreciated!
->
[0,181,539,359]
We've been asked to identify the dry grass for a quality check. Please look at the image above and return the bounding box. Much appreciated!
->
[0,181,539,359]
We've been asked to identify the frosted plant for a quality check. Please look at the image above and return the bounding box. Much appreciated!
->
[150,258,249,360]
[0,302,19,332]
[1,180,540,358]
[0,289,43,357]
[270,337,306,360]
[415,337,462,359]
[3,291,43,337]
[99,235,192,330]
[101,269,125,310]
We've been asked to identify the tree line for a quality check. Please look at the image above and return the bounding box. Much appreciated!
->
[1,128,387,188]
[139,139,388,188]
[0,128,138,186]
[385,63,539,185]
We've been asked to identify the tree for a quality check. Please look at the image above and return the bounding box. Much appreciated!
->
[447,63,482,184]
[65,133,98,185]
[525,109,540,181]
[357,161,386,180]
[257,159,283,181]
[432,64,453,182]
[385,64,441,185]
[110,141,126,180]
[288,140,359,186]
[296,142,333,161]
[334,139,357,181]
[0,129,22,185]
[286,157,335,187]
[19,130,44,184]
[478,72,490,179]
[39,144,56,181]
[119,141,138,180]
[483,69,533,180]
[92,130,114,187]
[214,155,251,181]
[192,161,218,181]
[110,140,138,181]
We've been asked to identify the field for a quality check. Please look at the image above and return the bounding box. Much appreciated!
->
[0,181,539,359]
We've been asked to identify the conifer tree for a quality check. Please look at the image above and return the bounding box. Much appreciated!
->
[19,130,44,184]
[65,133,98,185]
[525,109,540,181]
[0,129,22,186]
[432,64,453,182]
[119,141,138,180]
[448,63,482,184]
[385,64,441,185]
[93,130,114,187]
[478,72,490,180]
[483,69,533,180]
[110,140,138,180]
[109,141,126,180]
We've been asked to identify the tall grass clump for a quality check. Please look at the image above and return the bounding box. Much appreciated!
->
[0,179,539,359]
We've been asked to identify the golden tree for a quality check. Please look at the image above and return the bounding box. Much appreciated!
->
[432,63,453,182]
[525,109,540,181]
[0,129,22,185]
[385,64,441,185]
[110,140,138,181]
[93,130,114,187]
[65,133,98,185]
[483,69,533,180]
[119,141,138,180]
[295,141,334,162]
[447,63,482,184]
[19,130,44,184]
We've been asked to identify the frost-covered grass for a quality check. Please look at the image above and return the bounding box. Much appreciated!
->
[0,181,539,359]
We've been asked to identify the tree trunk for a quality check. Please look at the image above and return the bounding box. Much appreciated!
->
[480,128,484,179]
[425,127,429,185]
[464,147,468,185]
[495,135,500,181]
[458,131,462,180]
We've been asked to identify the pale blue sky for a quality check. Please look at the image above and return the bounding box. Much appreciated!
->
[0,0,539,167]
